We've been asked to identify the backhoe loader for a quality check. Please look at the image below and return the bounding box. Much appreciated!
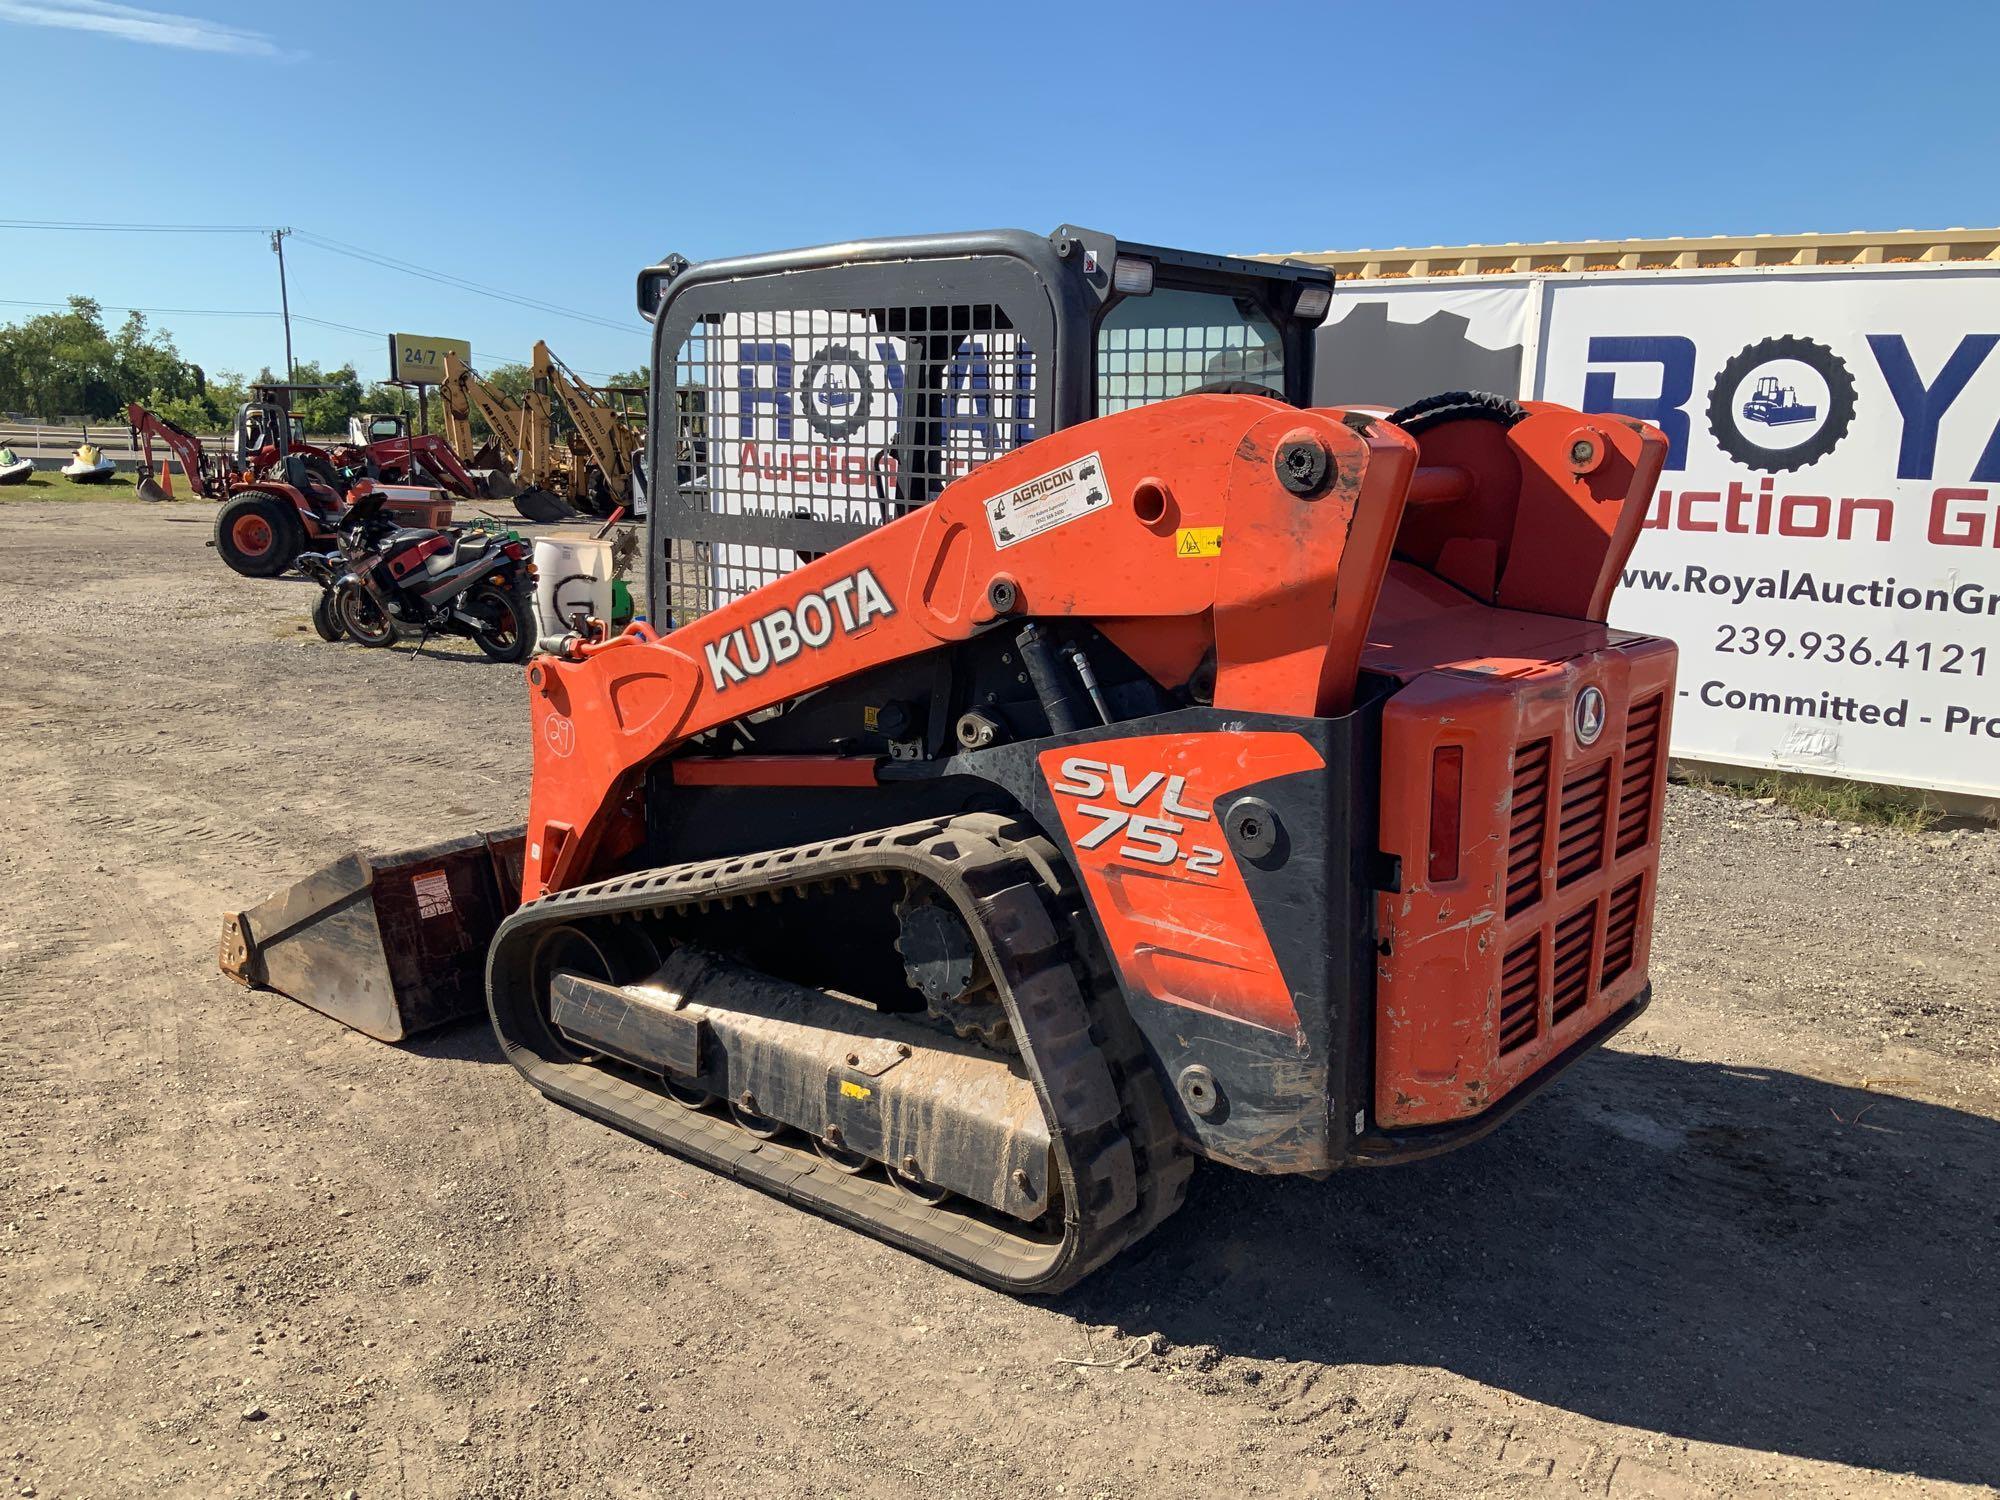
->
[526,340,643,517]
[437,354,580,522]
[220,226,1675,1293]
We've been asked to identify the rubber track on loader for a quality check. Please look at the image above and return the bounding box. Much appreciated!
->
[485,815,1191,1294]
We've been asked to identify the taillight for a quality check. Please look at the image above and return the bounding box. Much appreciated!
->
[1428,745,1463,883]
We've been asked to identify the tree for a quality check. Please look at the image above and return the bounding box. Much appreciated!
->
[0,296,204,422]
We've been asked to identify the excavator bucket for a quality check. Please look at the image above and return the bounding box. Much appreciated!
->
[134,474,171,503]
[511,486,578,523]
[218,827,525,1042]
[476,468,522,501]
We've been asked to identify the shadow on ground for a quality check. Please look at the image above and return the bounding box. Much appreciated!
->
[403,1018,1995,1483]
[1069,1049,1997,1486]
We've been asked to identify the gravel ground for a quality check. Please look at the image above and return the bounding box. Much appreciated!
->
[2,501,1996,1500]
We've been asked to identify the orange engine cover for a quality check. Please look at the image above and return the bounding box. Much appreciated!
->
[1368,566,1676,1127]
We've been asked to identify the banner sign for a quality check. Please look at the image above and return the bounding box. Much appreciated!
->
[1317,281,1531,411]
[1312,265,2000,796]
[1537,269,2000,796]
[387,332,471,386]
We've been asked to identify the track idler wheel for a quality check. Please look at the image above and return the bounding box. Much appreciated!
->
[530,921,657,1061]
[812,1128,871,1175]
[661,1075,711,1110]
[729,1095,785,1140]
[889,1159,950,1205]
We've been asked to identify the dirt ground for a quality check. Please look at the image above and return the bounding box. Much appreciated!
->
[2,500,1996,1500]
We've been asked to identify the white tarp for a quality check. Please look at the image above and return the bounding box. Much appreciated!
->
[1535,268,2000,797]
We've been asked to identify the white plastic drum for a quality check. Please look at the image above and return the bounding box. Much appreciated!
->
[532,535,614,638]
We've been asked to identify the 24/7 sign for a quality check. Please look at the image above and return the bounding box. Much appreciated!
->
[388,333,471,385]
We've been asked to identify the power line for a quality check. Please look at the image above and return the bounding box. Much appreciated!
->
[1,216,644,336]
[0,218,268,233]
[288,229,638,333]
[0,297,267,318]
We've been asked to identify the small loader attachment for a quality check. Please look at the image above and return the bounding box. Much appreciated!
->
[219,828,525,1042]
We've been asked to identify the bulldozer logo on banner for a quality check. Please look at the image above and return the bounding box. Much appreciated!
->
[703,566,896,692]
[798,343,874,440]
[1704,336,1859,473]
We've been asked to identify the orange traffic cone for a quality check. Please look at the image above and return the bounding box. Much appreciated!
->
[157,458,174,500]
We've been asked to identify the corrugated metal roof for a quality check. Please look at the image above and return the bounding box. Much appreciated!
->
[1265,228,2000,281]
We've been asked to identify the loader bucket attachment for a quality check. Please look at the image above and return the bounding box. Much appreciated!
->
[219,827,526,1042]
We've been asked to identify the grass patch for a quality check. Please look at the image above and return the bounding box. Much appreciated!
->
[1678,767,1943,833]
[0,471,150,502]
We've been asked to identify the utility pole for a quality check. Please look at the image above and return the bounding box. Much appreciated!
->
[271,227,295,380]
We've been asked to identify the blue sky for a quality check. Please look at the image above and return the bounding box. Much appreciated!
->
[2,0,1993,383]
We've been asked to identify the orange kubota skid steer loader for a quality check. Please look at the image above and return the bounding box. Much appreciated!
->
[220,227,1674,1293]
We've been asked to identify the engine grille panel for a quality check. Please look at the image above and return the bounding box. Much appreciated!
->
[1550,901,1599,1024]
[1556,760,1610,889]
[1498,935,1542,1056]
[1601,875,1645,985]
[1617,694,1665,857]
[1507,739,1552,918]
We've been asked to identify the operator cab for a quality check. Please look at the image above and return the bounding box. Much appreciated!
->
[635,226,1333,626]
[349,413,409,445]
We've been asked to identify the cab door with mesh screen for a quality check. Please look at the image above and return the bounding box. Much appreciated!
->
[649,252,1060,627]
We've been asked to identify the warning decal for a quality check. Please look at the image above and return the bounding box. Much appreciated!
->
[1175,526,1223,558]
[412,870,454,920]
[983,450,1107,550]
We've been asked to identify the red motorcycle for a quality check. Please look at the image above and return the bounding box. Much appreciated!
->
[301,487,536,662]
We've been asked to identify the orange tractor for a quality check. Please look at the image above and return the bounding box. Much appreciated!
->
[130,387,477,576]
[221,227,1674,1292]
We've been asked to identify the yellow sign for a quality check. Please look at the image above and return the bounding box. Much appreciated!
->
[388,333,472,385]
[839,1079,873,1100]
[1175,526,1223,558]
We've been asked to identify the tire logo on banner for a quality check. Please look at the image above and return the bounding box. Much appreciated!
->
[799,343,874,440]
[1705,335,1858,473]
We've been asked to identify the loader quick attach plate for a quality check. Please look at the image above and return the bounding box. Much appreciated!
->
[219,827,526,1042]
